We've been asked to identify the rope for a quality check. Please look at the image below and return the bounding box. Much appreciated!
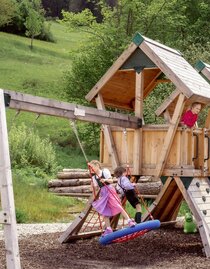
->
[8,109,20,132]
[69,120,104,229]
[69,120,88,162]
[69,120,131,229]
[69,120,129,213]
[123,128,129,168]
[134,186,154,220]
[88,164,127,214]
[31,113,41,129]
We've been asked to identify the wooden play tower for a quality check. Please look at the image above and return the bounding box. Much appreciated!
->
[60,33,210,257]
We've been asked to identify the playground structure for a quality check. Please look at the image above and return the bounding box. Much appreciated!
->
[2,33,210,268]
[60,34,210,257]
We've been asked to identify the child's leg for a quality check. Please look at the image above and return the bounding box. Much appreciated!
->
[136,203,142,213]
[120,208,136,227]
[120,208,130,220]
[135,203,142,223]
[102,216,113,236]
[104,216,111,228]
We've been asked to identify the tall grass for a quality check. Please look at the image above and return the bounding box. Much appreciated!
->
[13,167,85,223]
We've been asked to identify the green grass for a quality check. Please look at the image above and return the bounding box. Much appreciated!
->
[0,21,88,99]
[0,22,96,223]
[12,167,85,223]
[1,21,96,167]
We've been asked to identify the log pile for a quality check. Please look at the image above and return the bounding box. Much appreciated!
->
[48,169,162,198]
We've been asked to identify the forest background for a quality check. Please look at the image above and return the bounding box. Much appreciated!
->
[1,0,210,224]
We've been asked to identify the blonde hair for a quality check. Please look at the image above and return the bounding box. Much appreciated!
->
[89,160,101,169]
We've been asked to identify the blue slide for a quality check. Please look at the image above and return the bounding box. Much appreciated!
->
[99,219,161,245]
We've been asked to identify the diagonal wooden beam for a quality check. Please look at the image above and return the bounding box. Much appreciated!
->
[155,89,180,117]
[85,42,138,102]
[95,94,120,169]
[154,93,186,177]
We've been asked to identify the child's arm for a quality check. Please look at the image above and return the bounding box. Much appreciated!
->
[122,176,134,190]
[101,177,113,184]
[101,168,113,184]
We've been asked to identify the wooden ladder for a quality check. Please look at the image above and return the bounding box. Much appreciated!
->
[186,177,210,257]
[142,176,210,257]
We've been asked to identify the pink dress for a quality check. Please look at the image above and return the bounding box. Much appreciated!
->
[92,169,123,217]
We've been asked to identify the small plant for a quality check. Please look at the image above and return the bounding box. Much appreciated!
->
[15,208,28,223]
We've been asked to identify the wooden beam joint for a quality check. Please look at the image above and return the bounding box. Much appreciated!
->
[0,211,11,224]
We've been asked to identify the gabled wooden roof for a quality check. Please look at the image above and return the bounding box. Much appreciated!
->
[86,33,210,110]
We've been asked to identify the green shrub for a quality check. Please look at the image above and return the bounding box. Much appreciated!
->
[9,123,58,173]
[15,208,28,223]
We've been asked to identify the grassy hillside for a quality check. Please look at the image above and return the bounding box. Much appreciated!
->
[0,22,97,223]
[0,22,81,99]
[0,22,97,168]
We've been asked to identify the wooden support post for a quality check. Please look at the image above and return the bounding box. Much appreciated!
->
[0,90,21,269]
[205,110,210,129]
[133,71,144,175]
[199,129,205,176]
[95,94,120,169]
[155,93,185,177]
[180,127,188,166]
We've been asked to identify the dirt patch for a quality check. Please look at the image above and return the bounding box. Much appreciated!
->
[0,226,209,269]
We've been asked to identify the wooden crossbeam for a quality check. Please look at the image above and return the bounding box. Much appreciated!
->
[143,70,162,98]
[3,89,141,129]
[155,89,180,117]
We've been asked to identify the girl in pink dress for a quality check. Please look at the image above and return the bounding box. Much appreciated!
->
[89,160,135,236]
[180,102,201,128]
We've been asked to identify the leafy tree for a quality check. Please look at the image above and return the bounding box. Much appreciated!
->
[61,0,210,124]
[0,0,54,42]
[24,8,42,49]
[0,0,17,27]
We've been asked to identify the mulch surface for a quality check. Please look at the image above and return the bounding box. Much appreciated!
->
[0,226,209,269]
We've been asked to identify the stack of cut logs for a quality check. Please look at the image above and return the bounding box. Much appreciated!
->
[48,168,162,199]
